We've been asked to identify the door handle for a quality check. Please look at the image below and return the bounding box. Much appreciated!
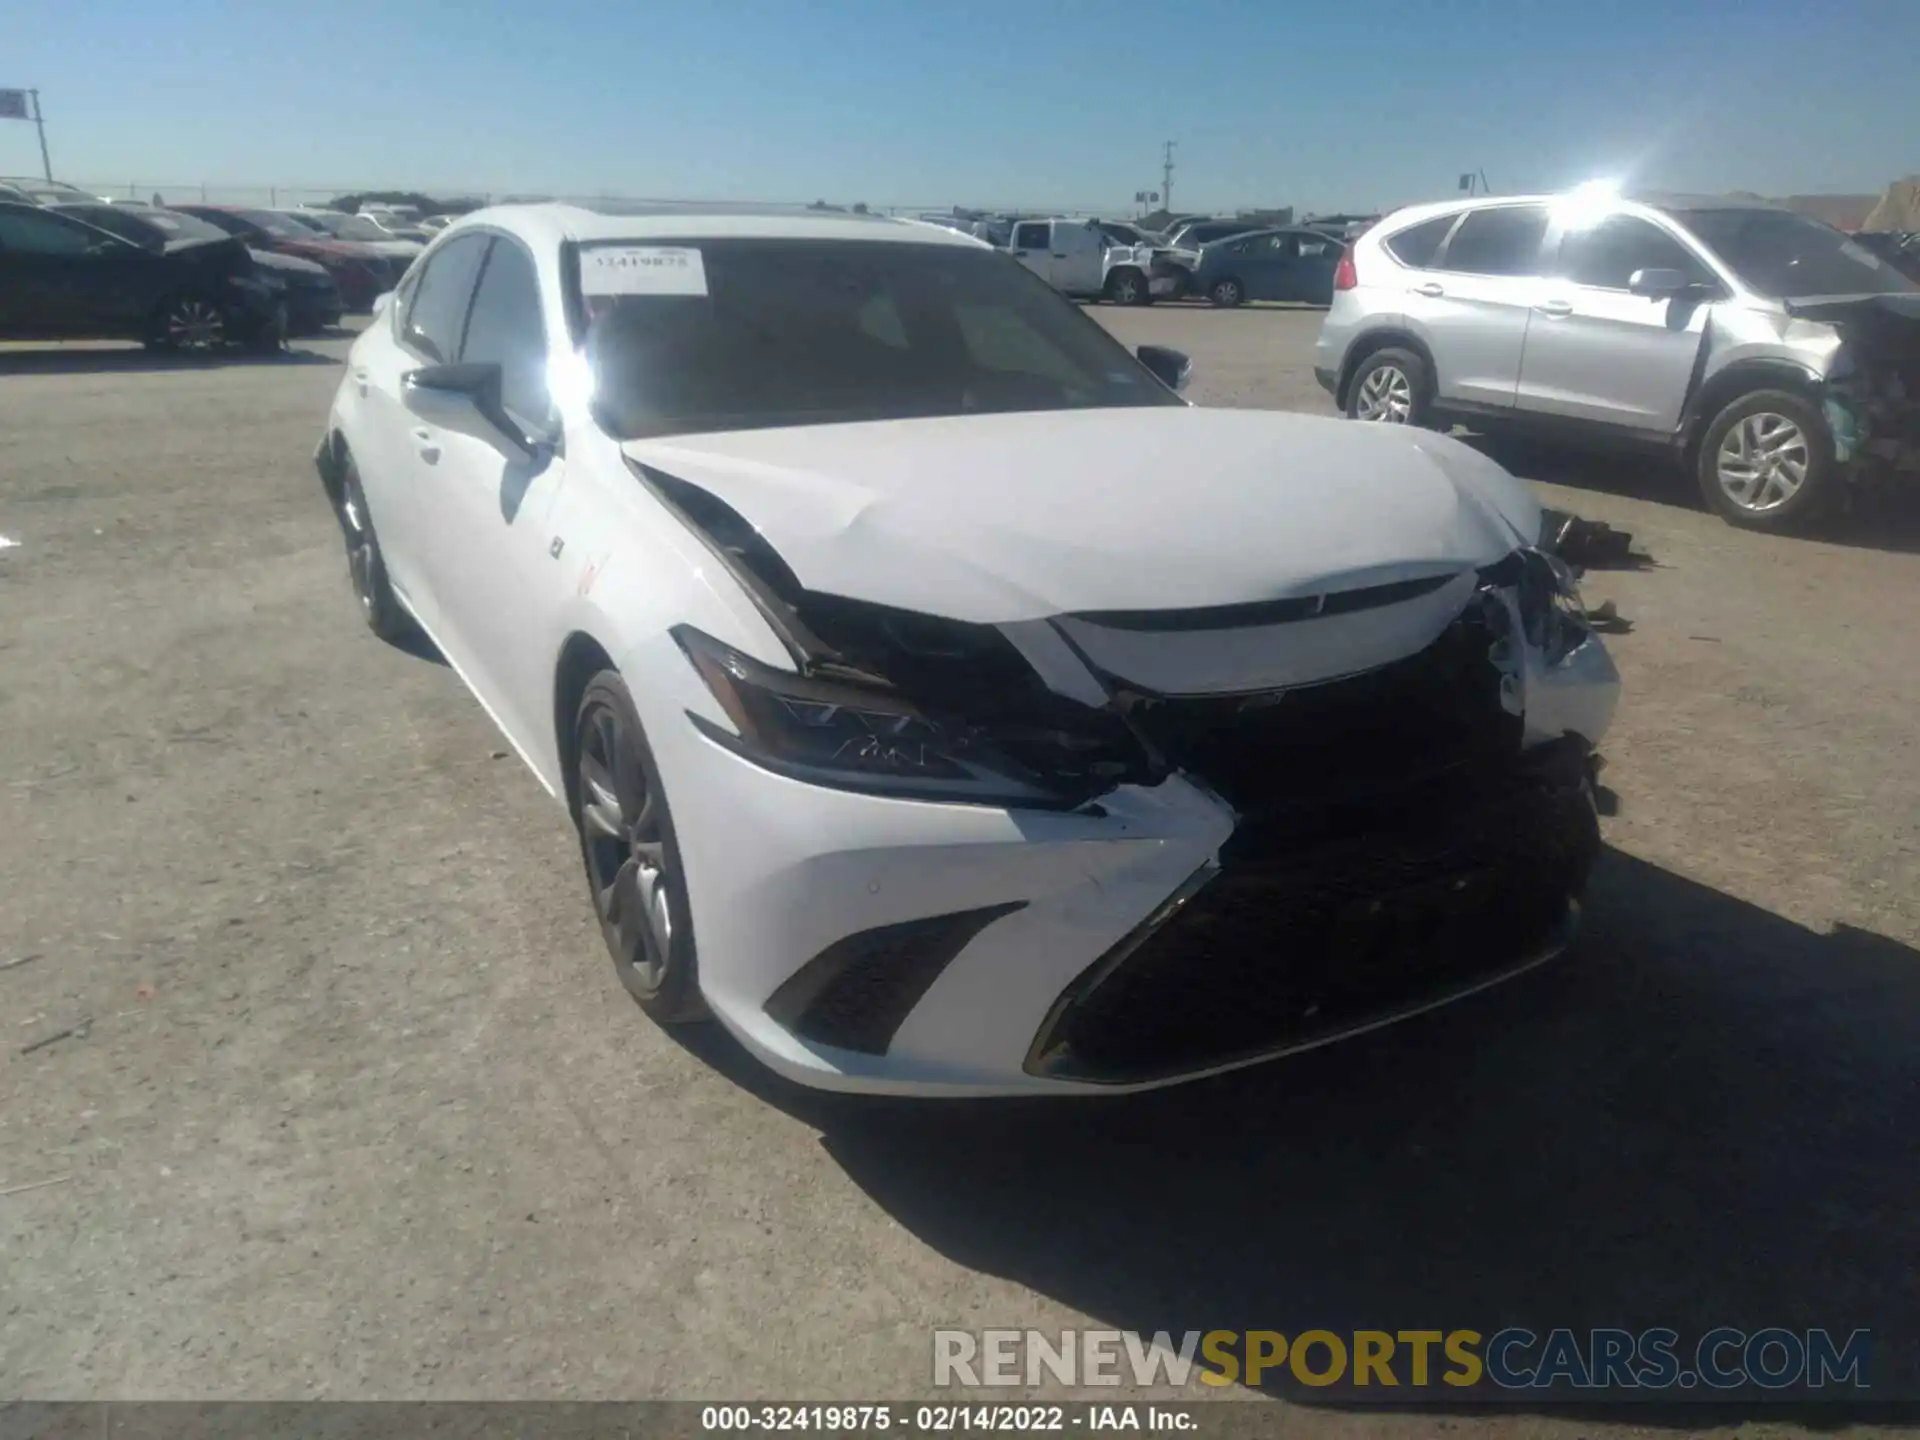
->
[1411,282,1445,298]
[411,427,440,464]
[1537,300,1574,317]
[352,366,369,396]
[1052,253,1068,259]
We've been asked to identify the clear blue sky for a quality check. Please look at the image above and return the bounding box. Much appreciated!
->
[6,0,1917,213]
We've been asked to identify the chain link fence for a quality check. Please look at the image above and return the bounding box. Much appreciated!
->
[70,183,1116,219]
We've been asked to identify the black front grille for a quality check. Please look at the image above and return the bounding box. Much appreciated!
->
[1026,740,1597,1084]
[1124,590,1520,825]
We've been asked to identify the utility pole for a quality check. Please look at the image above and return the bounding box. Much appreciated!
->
[1161,140,1177,217]
[30,90,51,180]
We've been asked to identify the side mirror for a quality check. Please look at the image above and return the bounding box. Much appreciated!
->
[1137,344,1192,394]
[1628,267,1689,298]
[370,291,394,318]
[403,362,538,460]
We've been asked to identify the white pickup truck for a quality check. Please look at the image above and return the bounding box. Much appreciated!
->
[1006,217,1156,305]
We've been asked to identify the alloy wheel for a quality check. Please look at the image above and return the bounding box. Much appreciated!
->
[1111,273,1142,304]
[1715,412,1809,513]
[340,479,377,615]
[166,298,225,352]
[1354,363,1413,422]
[578,702,673,991]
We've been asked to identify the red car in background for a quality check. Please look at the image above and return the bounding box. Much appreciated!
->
[168,205,404,312]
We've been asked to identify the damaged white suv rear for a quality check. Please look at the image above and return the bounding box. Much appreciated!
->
[316,202,1620,1096]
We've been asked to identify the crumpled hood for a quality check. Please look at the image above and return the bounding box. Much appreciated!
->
[622,407,1540,624]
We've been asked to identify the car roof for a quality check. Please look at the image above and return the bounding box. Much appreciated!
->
[445,201,987,251]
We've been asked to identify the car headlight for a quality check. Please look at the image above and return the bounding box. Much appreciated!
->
[674,625,1074,808]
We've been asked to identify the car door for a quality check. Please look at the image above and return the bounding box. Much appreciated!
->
[0,205,137,336]
[1413,203,1550,409]
[1051,221,1106,295]
[354,231,492,624]
[404,233,568,756]
[1288,230,1342,303]
[1514,210,1718,433]
[1224,233,1283,299]
[1008,222,1053,285]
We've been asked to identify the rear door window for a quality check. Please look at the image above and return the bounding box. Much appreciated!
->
[1440,206,1549,276]
[1011,222,1049,250]
[1382,213,1459,268]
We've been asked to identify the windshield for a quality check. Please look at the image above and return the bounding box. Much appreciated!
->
[330,216,389,241]
[1680,208,1918,298]
[64,206,231,249]
[230,208,316,238]
[581,238,1181,440]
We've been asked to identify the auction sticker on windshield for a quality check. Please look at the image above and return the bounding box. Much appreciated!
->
[582,245,708,296]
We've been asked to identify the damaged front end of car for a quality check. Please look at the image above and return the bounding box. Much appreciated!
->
[1798,295,1920,482]
[640,455,1617,1083]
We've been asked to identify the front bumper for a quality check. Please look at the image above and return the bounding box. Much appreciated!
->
[1314,364,1339,396]
[641,615,1619,1097]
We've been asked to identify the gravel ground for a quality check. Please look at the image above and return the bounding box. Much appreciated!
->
[1,308,1916,1434]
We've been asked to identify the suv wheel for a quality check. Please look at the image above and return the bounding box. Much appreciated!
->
[1697,389,1834,530]
[1346,346,1431,425]
[1105,268,1150,306]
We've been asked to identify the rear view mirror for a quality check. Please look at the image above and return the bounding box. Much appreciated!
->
[370,291,394,317]
[1628,267,1689,298]
[404,362,538,461]
[1137,344,1192,393]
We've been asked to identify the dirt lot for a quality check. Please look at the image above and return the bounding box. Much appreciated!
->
[2,307,1917,1431]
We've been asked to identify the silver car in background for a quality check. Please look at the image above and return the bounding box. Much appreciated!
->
[1314,188,1920,530]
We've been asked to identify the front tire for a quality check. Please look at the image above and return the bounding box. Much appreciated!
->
[1209,277,1244,308]
[146,293,226,354]
[1696,389,1835,531]
[573,672,706,1024]
[1345,345,1431,425]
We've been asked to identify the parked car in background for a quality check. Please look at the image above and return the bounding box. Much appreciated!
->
[1092,219,1162,246]
[1007,216,1156,304]
[418,214,456,235]
[47,203,346,337]
[170,204,400,312]
[280,208,425,261]
[0,200,283,350]
[1189,227,1344,307]
[1302,214,1381,242]
[1315,188,1920,530]
[0,177,100,205]
[315,200,1616,1096]
[1161,218,1261,258]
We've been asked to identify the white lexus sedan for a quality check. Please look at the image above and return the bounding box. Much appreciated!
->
[316,202,1620,1096]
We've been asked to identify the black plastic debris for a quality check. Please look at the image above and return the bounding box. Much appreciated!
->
[1539,509,1636,568]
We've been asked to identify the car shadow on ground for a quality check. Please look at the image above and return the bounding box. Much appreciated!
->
[0,345,337,376]
[1463,431,1920,556]
[676,846,1919,1420]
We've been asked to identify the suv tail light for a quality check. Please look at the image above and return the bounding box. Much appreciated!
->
[1333,248,1357,291]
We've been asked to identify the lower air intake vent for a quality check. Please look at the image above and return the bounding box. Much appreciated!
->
[766,902,1027,1055]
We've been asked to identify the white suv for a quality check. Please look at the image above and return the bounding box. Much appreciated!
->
[1314,189,1920,531]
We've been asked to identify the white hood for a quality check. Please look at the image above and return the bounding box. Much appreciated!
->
[622,407,1540,625]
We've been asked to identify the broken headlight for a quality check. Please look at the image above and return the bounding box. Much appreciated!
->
[1514,548,1590,665]
[674,625,1084,808]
